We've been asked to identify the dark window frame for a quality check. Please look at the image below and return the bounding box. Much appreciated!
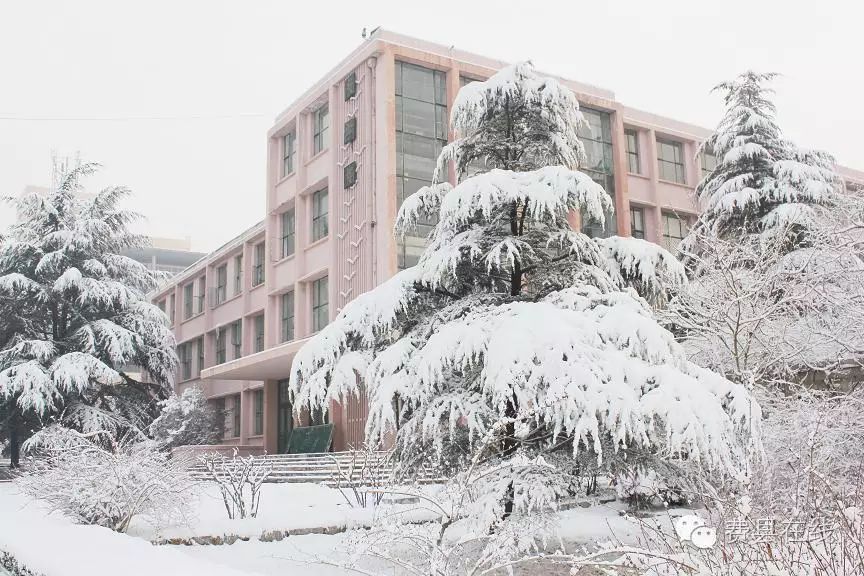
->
[281,209,295,258]
[625,129,640,174]
[311,188,329,241]
[312,276,328,332]
[281,291,295,343]
[253,314,265,353]
[630,206,645,239]
[657,138,686,184]
[282,131,296,177]
[313,104,329,154]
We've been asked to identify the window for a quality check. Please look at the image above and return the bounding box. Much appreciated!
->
[344,117,357,145]
[281,291,295,342]
[657,139,685,184]
[157,299,165,313]
[215,264,227,305]
[215,327,227,364]
[344,71,357,100]
[282,132,296,177]
[231,320,242,359]
[183,283,194,320]
[169,294,175,324]
[701,146,719,178]
[231,394,241,438]
[197,337,205,374]
[344,161,357,188]
[578,108,617,237]
[662,212,689,252]
[213,397,227,438]
[311,188,328,241]
[252,243,265,286]
[179,342,192,381]
[313,104,329,154]
[197,276,206,314]
[281,209,295,258]
[254,314,265,353]
[625,129,640,174]
[630,206,645,239]
[233,255,243,295]
[395,61,448,269]
[253,390,264,436]
[312,276,328,332]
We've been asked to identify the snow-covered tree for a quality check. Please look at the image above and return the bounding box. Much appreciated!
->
[290,63,760,538]
[0,163,177,465]
[149,386,221,451]
[671,72,864,387]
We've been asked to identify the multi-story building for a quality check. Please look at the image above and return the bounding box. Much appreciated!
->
[151,30,864,454]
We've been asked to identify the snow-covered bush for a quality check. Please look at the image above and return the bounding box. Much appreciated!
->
[199,450,271,519]
[17,425,195,533]
[671,72,864,387]
[0,162,177,464]
[752,388,864,518]
[330,444,394,508]
[291,62,761,528]
[149,386,221,451]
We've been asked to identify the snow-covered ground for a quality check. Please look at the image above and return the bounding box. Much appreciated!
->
[0,481,685,576]
[127,482,395,541]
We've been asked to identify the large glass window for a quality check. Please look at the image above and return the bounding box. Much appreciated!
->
[252,243,265,286]
[312,276,328,332]
[625,129,640,174]
[657,139,686,184]
[169,294,175,324]
[662,211,689,251]
[215,264,227,305]
[254,314,265,353]
[395,61,447,269]
[231,320,242,359]
[313,105,329,154]
[179,342,192,381]
[215,327,227,364]
[231,394,241,438]
[701,145,718,179]
[311,188,328,241]
[281,208,295,258]
[578,108,616,237]
[281,291,295,342]
[253,390,264,436]
[282,132,296,177]
[233,255,243,295]
[197,337,205,375]
[630,206,645,239]
[197,276,206,314]
[183,283,194,320]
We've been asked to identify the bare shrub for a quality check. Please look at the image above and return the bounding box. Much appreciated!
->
[200,450,271,519]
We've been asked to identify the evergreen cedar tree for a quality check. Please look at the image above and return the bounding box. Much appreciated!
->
[0,164,177,465]
[672,71,863,386]
[290,62,760,521]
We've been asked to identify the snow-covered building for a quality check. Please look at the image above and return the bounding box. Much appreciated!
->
[150,29,864,453]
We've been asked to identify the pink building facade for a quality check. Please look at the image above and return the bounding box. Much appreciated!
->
[151,30,864,454]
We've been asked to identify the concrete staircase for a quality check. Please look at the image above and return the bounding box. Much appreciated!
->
[187,451,443,487]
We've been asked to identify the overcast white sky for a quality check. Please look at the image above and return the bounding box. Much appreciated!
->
[1,0,861,252]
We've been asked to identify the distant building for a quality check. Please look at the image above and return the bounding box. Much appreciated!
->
[122,236,206,277]
[20,186,205,278]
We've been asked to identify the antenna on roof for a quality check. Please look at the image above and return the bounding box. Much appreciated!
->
[361,27,367,39]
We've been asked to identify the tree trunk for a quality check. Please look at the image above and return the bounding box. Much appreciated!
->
[9,410,20,468]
